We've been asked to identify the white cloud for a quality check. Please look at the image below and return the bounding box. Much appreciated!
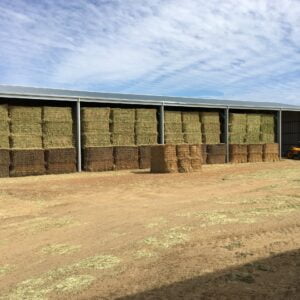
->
[0,0,300,104]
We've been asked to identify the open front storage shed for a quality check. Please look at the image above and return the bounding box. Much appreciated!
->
[0,85,300,176]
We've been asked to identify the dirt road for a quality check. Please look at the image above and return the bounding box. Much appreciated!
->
[0,160,299,299]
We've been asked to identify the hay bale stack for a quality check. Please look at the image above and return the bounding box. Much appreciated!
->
[81,108,111,147]
[189,144,202,171]
[248,144,263,162]
[201,144,207,164]
[83,147,113,172]
[10,106,42,149]
[263,143,279,162]
[229,113,246,144]
[0,105,9,149]
[245,114,261,144]
[0,149,10,177]
[182,112,202,144]
[164,111,184,144]
[111,108,135,146]
[45,148,77,174]
[139,145,152,169]
[151,145,178,173]
[10,149,45,177]
[229,144,248,163]
[114,146,139,170]
[43,107,74,149]
[135,109,158,145]
[200,112,221,144]
[176,144,193,172]
[260,114,275,143]
[206,144,226,164]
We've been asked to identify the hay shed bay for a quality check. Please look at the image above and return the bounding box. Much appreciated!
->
[0,85,299,177]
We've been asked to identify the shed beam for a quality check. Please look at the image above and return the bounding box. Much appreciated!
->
[76,99,82,172]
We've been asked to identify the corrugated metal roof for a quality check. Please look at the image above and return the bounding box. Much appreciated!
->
[0,84,299,111]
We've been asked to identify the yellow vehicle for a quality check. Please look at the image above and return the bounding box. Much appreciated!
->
[287,142,300,159]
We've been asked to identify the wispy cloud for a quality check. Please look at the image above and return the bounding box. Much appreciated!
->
[0,0,300,104]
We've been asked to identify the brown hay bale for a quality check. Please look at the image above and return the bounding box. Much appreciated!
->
[11,149,44,166]
[83,147,113,162]
[43,107,73,122]
[207,154,226,164]
[139,145,152,169]
[0,149,10,165]
[248,144,263,154]
[0,135,9,149]
[46,163,76,174]
[248,153,263,163]
[263,143,279,154]
[135,122,157,132]
[45,148,76,164]
[229,144,247,155]
[82,133,111,147]
[114,146,138,160]
[11,122,42,135]
[191,158,202,171]
[43,136,74,149]
[178,158,193,173]
[164,134,184,144]
[111,122,135,133]
[0,105,8,120]
[10,135,43,149]
[189,144,202,158]
[114,160,139,170]
[176,144,190,159]
[136,109,157,122]
[43,121,73,136]
[0,121,9,135]
[200,112,220,123]
[164,111,182,123]
[230,154,248,163]
[182,112,200,123]
[83,160,114,172]
[150,145,177,173]
[201,144,207,164]
[207,144,226,155]
[0,164,9,177]
[10,106,42,122]
[183,133,202,144]
[136,134,158,145]
[81,107,110,121]
[182,122,201,132]
[111,134,135,146]
[10,165,45,177]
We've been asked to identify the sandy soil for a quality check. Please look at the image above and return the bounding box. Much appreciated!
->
[0,160,299,299]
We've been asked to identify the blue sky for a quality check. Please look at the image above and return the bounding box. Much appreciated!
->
[0,0,300,104]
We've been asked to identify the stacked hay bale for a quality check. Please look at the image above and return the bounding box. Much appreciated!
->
[263,143,279,162]
[9,106,45,176]
[229,113,246,144]
[111,108,135,146]
[176,144,192,172]
[135,109,158,145]
[0,105,10,177]
[248,144,263,162]
[206,144,226,164]
[139,145,152,169]
[245,114,261,144]
[229,144,248,163]
[43,106,76,174]
[164,111,184,144]
[82,147,114,172]
[260,114,275,143]
[114,146,139,170]
[81,107,111,147]
[201,144,207,164]
[200,112,221,144]
[151,145,178,173]
[189,144,202,171]
[182,112,202,144]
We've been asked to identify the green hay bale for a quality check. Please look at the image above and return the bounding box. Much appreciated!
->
[43,136,74,149]
[11,122,42,135]
[82,121,110,133]
[229,124,247,133]
[43,121,73,136]
[261,123,275,134]
[229,133,245,144]
[0,105,8,120]
[111,122,135,133]
[164,111,182,123]
[0,135,9,149]
[182,122,201,133]
[10,135,42,149]
[136,134,158,145]
[112,134,135,146]
[82,134,111,147]
[135,122,157,132]
[202,123,220,134]
[229,113,247,124]
[10,106,42,122]
[200,112,220,124]
[136,109,157,122]
[164,133,184,144]
[43,107,73,122]
[260,133,275,143]
[111,108,135,123]
[245,131,260,144]
[164,123,182,133]
[184,133,202,144]
[247,114,261,124]
[182,112,200,123]
[261,114,275,126]
[202,134,220,144]
[0,121,9,135]
[81,107,110,121]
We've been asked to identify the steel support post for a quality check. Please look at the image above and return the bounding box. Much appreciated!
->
[159,104,165,144]
[277,110,282,159]
[225,107,230,163]
[76,99,82,172]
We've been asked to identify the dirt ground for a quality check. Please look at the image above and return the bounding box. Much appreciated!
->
[0,160,300,299]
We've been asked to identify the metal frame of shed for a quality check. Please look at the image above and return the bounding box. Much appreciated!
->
[1,85,300,171]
